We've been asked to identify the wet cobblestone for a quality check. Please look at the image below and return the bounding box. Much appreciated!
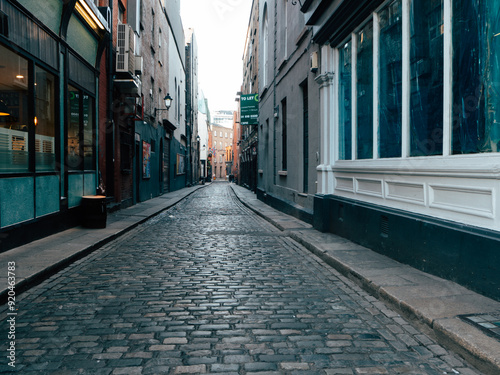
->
[0,184,482,374]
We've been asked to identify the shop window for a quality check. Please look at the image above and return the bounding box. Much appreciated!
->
[379,0,402,158]
[357,22,374,159]
[409,0,444,156]
[83,94,94,170]
[339,40,352,160]
[0,46,29,172]
[35,66,56,171]
[67,84,95,171]
[452,0,500,154]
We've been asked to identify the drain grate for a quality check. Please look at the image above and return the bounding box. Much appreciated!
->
[459,312,500,340]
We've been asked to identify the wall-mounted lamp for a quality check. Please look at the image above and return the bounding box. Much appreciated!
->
[154,93,173,117]
[196,135,200,142]
[273,106,279,119]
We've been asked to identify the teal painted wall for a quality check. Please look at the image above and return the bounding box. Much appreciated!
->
[67,15,98,66]
[36,175,59,217]
[68,174,84,208]
[0,177,34,228]
[170,138,187,192]
[16,0,62,35]
[84,173,96,196]
[68,173,96,208]
[136,122,164,202]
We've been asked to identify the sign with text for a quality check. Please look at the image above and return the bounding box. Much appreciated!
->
[240,94,259,125]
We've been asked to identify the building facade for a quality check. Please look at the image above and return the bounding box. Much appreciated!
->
[302,0,500,301]
[197,91,210,182]
[239,0,259,192]
[257,0,321,222]
[0,0,109,250]
[185,28,199,186]
[0,0,197,251]
[231,111,240,183]
[210,123,232,180]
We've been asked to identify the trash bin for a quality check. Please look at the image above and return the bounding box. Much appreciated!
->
[81,195,107,228]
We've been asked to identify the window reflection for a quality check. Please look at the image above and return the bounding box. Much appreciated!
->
[83,94,94,170]
[410,0,444,156]
[452,0,500,154]
[339,40,352,160]
[379,1,402,158]
[357,22,374,159]
[35,67,56,171]
[0,45,29,172]
[68,85,80,170]
[67,84,95,171]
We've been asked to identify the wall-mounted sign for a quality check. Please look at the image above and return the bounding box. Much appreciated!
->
[176,153,185,175]
[143,141,151,178]
[240,94,259,125]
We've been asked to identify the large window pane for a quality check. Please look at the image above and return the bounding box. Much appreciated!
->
[67,85,81,170]
[0,45,29,172]
[339,40,352,160]
[452,0,500,154]
[410,0,444,156]
[357,22,374,159]
[35,67,56,171]
[379,1,402,158]
[83,94,94,170]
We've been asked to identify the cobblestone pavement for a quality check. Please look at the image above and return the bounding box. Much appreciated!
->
[1,184,482,374]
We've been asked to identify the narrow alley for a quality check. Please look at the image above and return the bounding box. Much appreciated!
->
[0,183,481,374]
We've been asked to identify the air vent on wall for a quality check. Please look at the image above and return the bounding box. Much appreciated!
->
[116,23,135,75]
[380,215,389,238]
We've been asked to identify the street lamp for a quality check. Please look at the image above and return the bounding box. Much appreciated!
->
[154,93,173,117]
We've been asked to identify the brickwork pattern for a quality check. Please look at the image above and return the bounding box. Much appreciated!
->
[0,184,481,374]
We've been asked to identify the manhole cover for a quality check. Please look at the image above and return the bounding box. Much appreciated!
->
[459,312,500,340]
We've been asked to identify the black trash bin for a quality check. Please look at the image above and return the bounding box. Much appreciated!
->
[81,195,107,228]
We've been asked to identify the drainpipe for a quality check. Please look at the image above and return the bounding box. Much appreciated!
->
[106,0,115,199]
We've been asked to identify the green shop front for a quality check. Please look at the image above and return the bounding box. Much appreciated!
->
[0,0,108,251]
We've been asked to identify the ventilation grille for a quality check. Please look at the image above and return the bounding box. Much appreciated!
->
[380,215,389,237]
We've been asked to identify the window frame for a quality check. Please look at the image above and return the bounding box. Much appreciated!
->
[334,0,457,166]
[0,44,60,176]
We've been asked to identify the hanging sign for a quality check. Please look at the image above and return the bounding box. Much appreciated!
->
[240,94,259,125]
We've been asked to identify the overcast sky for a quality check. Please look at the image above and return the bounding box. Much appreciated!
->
[180,0,253,112]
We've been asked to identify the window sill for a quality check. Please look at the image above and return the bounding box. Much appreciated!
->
[278,170,288,176]
[278,58,287,71]
[260,85,269,98]
[332,153,500,179]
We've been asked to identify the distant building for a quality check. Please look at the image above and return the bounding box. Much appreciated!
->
[210,123,232,180]
[212,110,234,128]
[198,91,210,181]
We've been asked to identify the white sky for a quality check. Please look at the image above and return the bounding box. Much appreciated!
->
[181,0,253,112]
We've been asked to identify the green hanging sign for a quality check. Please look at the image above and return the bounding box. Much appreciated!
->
[240,94,259,125]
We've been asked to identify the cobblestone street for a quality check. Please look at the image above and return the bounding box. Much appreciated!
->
[1,184,482,374]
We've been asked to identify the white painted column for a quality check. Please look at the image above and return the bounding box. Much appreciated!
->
[315,45,335,195]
